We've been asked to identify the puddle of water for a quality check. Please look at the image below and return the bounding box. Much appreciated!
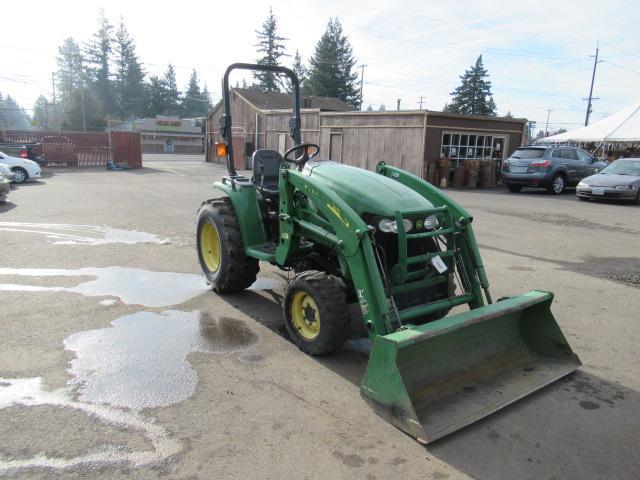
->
[99,299,117,306]
[0,267,207,307]
[64,310,257,409]
[0,377,181,472]
[0,222,170,245]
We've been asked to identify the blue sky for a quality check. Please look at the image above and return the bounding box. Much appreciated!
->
[1,0,638,133]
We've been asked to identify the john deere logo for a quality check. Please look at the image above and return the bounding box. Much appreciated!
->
[326,203,350,227]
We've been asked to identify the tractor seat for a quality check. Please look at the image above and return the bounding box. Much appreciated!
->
[252,149,283,196]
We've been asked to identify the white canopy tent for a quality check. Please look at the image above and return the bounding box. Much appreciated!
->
[537,101,640,144]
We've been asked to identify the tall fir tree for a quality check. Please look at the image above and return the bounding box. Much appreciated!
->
[0,94,30,129]
[443,55,497,116]
[32,95,50,129]
[289,50,307,93]
[305,18,359,108]
[253,8,288,92]
[181,69,210,117]
[84,11,115,117]
[113,17,146,119]
[145,75,168,117]
[201,84,213,111]
[162,64,181,116]
[55,37,86,129]
[56,38,84,103]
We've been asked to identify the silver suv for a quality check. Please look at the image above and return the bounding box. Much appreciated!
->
[502,145,606,194]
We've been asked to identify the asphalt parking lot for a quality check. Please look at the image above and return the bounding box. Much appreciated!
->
[1,153,639,480]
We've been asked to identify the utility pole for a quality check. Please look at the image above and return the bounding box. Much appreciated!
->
[544,108,553,136]
[358,64,367,111]
[51,72,57,131]
[396,98,401,111]
[80,87,87,132]
[51,72,57,105]
[43,99,49,130]
[417,96,425,110]
[584,43,603,126]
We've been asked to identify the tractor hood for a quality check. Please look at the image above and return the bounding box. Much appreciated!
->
[303,161,434,217]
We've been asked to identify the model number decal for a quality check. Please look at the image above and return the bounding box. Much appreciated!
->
[326,203,350,228]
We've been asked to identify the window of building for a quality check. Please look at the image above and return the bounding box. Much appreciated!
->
[441,132,503,166]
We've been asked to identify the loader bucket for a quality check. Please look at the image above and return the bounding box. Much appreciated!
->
[360,290,581,444]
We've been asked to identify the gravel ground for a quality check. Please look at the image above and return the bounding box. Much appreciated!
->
[0,154,638,480]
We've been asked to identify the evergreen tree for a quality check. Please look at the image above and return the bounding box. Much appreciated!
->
[289,50,307,93]
[0,94,30,129]
[32,95,50,129]
[56,38,84,103]
[253,8,288,92]
[56,37,97,130]
[379,103,386,111]
[366,104,373,112]
[113,17,146,119]
[443,55,496,116]
[201,84,213,112]
[181,69,209,117]
[305,18,359,108]
[84,11,115,116]
[146,75,168,117]
[162,64,181,115]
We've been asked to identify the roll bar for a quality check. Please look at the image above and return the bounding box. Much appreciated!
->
[219,63,301,176]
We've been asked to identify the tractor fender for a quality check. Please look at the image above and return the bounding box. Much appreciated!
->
[213,181,268,250]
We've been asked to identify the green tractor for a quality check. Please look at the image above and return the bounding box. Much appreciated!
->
[196,63,581,443]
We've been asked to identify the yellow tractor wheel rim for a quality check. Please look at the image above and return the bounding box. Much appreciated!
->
[290,291,321,340]
[200,222,221,272]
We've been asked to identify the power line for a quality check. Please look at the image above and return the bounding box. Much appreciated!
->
[604,61,640,77]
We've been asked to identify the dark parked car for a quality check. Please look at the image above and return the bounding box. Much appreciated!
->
[502,145,606,194]
[0,143,44,165]
[576,158,640,203]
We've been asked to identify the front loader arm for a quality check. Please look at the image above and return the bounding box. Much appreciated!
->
[375,162,492,305]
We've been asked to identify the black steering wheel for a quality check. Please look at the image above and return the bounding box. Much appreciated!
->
[283,143,320,169]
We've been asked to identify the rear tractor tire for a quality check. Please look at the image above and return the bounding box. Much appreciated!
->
[283,271,350,355]
[196,197,259,293]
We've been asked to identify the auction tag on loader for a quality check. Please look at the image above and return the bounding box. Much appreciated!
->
[431,255,448,274]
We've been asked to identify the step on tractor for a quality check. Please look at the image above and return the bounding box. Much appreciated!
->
[196,63,581,444]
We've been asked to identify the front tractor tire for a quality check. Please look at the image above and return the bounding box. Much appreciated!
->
[283,271,350,355]
[196,197,259,293]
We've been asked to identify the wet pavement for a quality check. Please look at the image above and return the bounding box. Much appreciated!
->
[64,310,257,409]
[0,154,638,479]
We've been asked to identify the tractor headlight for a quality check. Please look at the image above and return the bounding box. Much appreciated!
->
[378,218,413,233]
[424,215,439,230]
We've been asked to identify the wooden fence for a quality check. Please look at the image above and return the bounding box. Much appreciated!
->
[0,130,142,168]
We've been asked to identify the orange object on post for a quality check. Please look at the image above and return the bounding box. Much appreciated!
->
[215,142,228,157]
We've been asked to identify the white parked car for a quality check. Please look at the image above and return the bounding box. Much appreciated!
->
[0,163,15,182]
[0,150,41,184]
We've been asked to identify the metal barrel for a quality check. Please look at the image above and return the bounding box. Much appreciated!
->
[360,290,581,444]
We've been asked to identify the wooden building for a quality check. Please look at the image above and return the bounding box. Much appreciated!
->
[205,88,352,168]
[205,89,527,182]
